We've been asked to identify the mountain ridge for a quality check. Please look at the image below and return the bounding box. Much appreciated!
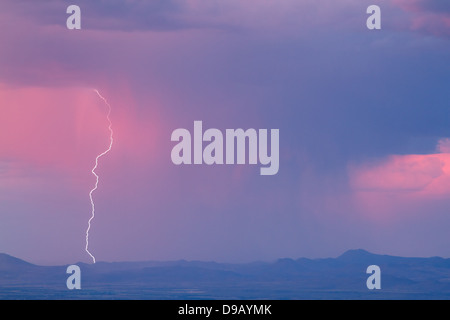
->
[4,248,449,267]
[1,249,449,299]
[0,252,36,270]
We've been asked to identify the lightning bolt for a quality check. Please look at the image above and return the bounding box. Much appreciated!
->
[86,89,114,264]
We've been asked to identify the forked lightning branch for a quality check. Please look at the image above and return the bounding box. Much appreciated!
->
[85,89,114,264]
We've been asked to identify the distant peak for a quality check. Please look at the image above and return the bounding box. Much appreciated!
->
[338,249,374,259]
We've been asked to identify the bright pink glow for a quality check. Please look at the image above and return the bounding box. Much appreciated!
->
[0,86,108,173]
[0,84,164,185]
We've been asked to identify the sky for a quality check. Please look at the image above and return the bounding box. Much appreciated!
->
[0,0,449,265]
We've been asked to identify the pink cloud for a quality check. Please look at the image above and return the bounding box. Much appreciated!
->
[393,0,450,37]
[349,139,450,221]
[350,154,446,192]
[437,138,450,153]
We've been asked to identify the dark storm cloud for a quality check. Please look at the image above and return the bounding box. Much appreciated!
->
[2,0,235,32]
[417,0,450,13]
